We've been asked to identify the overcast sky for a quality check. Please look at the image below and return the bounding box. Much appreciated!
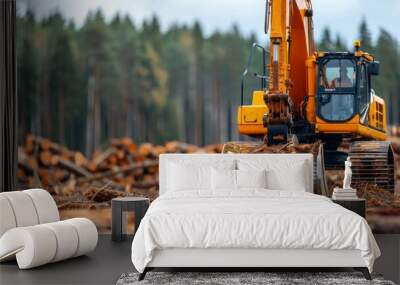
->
[21,0,400,46]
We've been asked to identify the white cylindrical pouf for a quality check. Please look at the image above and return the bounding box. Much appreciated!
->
[23,189,60,223]
[64,218,98,257]
[0,196,16,237]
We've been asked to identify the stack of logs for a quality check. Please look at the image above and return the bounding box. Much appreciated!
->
[17,135,222,231]
[18,135,223,203]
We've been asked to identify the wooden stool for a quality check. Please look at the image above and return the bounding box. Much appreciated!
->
[111,197,150,242]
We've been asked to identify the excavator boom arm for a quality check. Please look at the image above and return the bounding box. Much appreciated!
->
[267,0,315,110]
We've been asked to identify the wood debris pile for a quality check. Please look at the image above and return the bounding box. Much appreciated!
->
[391,137,400,186]
[222,140,321,156]
[390,136,400,204]
[362,134,400,233]
[17,135,222,210]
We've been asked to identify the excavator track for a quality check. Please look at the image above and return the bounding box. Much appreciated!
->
[349,141,395,192]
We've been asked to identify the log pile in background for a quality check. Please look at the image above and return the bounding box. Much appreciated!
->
[18,135,222,202]
[17,135,222,231]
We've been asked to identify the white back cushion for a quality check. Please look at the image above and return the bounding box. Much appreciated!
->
[24,189,60,223]
[159,154,313,195]
[0,196,17,237]
[0,191,39,228]
[0,189,60,238]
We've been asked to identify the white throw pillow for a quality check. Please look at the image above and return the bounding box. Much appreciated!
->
[211,168,236,190]
[237,158,310,192]
[266,161,308,191]
[236,169,267,189]
[167,159,236,192]
[167,162,211,191]
[211,169,267,190]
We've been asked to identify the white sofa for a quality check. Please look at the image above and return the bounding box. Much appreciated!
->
[0,189,98,269]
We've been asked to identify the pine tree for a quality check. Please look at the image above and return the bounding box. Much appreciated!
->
[16,10,38,143]
[318,27,333,51]
[46,12,80,145]
[109,14,141,139]
[358,18,373,53]
[334,34,347,51]
[374,29,399,125]
[80,10,114,156]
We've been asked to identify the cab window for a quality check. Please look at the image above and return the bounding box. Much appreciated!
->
[320,59,356,89]
[319,94,355,121]
[358,63,369,113]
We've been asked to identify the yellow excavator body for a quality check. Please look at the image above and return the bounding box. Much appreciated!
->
[237,90,268,135]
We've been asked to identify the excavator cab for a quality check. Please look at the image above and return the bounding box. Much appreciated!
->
[317,55,358,122]
[314,48,394,192]
[314,47,387,141]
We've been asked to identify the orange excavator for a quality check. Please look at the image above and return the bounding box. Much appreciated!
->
[236,0,395,193]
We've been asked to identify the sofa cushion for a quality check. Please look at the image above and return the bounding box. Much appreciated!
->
[0,225,57,269]
[42,221,79,262]
[24,189,59,224]
[0,189,60,237]
[0,192,39,227]
[64,218,98,257]
[0,196,17,237]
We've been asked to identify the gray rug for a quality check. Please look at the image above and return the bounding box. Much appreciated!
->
[116,272,396,285]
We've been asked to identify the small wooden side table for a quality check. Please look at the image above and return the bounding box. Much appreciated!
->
[332,198,366,218]
[111,197,150,242]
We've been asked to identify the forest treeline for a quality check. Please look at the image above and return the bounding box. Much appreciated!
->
[17,10,400,156]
